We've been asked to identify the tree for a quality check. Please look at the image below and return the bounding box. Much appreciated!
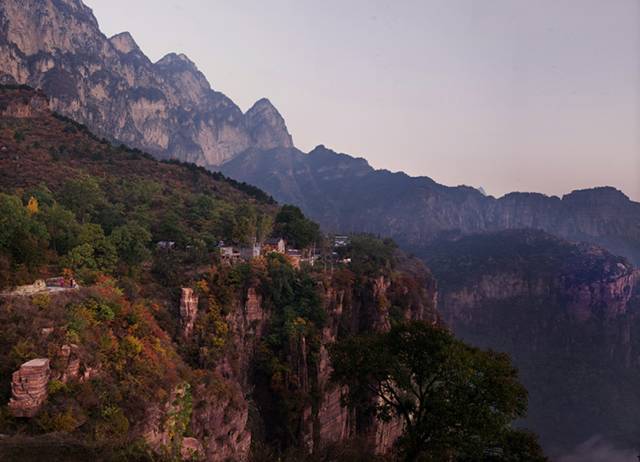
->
[39,202,81,255]
[274,205,320,249]
[58,176,105,223]
[256,213,274,243]
[22,184,54,207]
[341,235,397,275]
[26,196,39,215]
[62,224,117,275]
[0,193,49,270]
[109,223,152,268]
[330,321,546,461]
[233,204,257,246]
[61,243,98,273]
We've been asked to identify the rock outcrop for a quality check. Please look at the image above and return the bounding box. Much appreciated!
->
[191,380,252,462]
[180,437,204,461]
[56,344,80,384]
[245,98,293,150]
[8,358,50,418]
[0,87,50,118]
[269,260,437,454]
[429,230,639,326]
[179,288,199,338]
[0,0,293,167]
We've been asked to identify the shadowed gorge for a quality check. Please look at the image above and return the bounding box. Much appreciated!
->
[421,230,640,456]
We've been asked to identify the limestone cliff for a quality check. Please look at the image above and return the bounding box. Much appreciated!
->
[179,288,198,338]
[170,245,438,459]
[0,0,293,167]
[245,251,437,455]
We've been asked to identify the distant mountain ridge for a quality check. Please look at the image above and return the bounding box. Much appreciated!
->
[221,145,640,265]
[0,0,293,167]
[1,0,637,267]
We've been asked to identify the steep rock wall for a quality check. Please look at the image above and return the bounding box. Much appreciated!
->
[0,0,293,167]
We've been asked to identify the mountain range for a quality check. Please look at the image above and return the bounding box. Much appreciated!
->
[0,0,293,167]
[2,0,640,458]
[1,0,637,268]
[221,145,640,267]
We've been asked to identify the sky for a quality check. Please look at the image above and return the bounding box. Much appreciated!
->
[83,0,640,200]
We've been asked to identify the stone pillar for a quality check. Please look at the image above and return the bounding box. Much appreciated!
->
[180,288,199,338]
[8,358,50,417]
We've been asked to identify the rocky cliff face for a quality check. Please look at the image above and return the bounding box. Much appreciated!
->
[202,252,438,457]
[221,146,640,266]
[0,0,293,167]
[8,358,50,418]
[422,230,640,456]
[290,259,437,453]
[179,288,198,338]
[0,86,50,118]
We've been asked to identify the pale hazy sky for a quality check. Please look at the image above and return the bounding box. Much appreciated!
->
[83,0,640,200]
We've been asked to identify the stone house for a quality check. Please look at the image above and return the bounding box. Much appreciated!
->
[156,241,176,250]
[239,244,261,260]
[218,241,262,263]
[334,235,350,248]
[263,237,286,254]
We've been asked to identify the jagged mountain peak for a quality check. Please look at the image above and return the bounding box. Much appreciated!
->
[0,0,101,56]
[109,31,140,55]
[156,52,197,68]
[0,0,295,167]
[247,97,276,111]
[245,97,293,149]
[153,51,212,96]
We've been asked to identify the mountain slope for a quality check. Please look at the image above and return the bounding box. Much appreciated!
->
[2,0,636,268]
[221,145,640,265]
[0,0,292,167]
[0,85,444,461]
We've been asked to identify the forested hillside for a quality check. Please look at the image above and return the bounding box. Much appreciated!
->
[0,86,542,461]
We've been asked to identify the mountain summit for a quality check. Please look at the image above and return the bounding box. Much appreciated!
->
[245,98,293,149]
[0,0,292,167]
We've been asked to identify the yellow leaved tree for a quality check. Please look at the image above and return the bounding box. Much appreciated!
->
[26,196,39,215]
